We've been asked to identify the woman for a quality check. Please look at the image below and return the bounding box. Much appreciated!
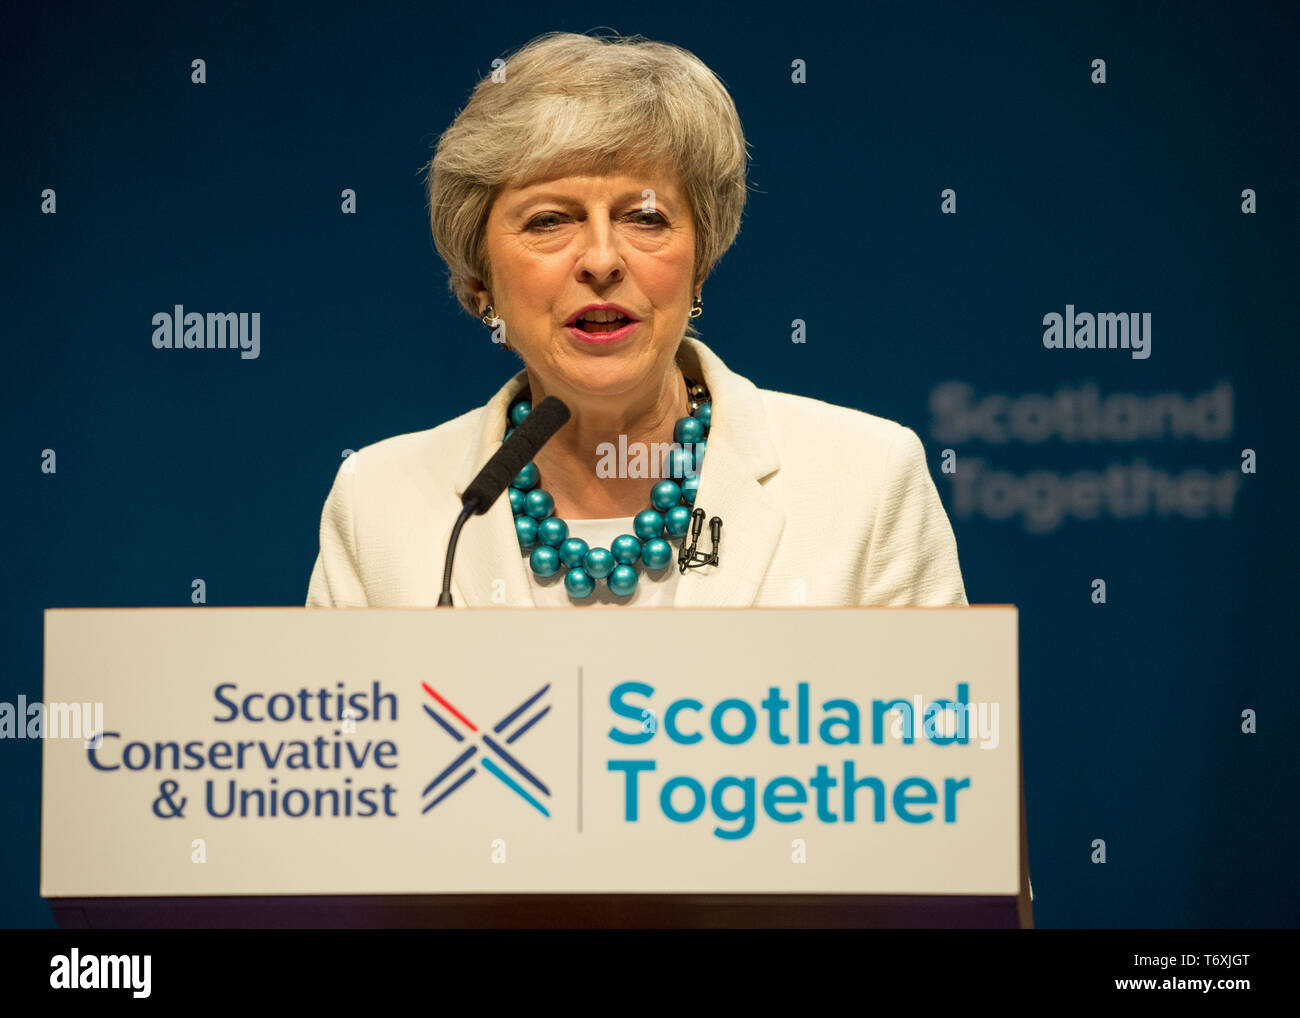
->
[306,30,967,609]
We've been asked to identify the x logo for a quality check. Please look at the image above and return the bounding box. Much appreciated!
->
[420,681,552,817]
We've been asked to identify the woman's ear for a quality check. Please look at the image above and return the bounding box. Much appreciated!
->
[465,277,493,315]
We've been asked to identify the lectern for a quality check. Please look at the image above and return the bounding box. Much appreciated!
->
[41,606,1031,928]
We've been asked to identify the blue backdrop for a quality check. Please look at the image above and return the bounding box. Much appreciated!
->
[2,0,1296,927]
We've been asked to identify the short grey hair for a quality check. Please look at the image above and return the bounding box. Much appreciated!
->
[425,30,751,340]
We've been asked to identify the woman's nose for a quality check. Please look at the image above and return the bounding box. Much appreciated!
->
[575,217,625,281]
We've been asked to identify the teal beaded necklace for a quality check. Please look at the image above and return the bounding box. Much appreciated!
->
[506,374,713,600]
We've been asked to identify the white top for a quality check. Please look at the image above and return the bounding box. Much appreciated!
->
[527,517,684,607]
[306,336,969,609]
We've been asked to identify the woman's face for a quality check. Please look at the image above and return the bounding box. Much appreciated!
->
[472,169,699,406]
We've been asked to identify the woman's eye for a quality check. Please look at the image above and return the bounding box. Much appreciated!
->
[525,210,667,231]
[525,213,565,231]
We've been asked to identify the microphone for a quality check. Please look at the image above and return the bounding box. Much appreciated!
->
[678,507,722,572]
[438,396,571,606]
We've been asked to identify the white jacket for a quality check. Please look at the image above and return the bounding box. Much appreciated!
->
[306,336,968,608]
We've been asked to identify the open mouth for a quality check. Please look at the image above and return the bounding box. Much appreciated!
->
[572,315,633,334]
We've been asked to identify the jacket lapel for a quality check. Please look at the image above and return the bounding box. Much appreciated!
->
[448,338,785,608]
[670,338,785,607]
